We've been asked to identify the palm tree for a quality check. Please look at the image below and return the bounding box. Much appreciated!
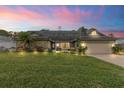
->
[18,32,33,51]
[76,37,81,47]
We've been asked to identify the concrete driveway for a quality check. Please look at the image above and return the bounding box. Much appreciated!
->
[90,54,124,67]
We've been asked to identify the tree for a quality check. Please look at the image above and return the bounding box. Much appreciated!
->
[112,45,123,54]
[18,32,33,51]
[77,26,87,36]
[76,37,81,47]
[76,38,88,55]
[81,46,88,55]
[109,33,114,38]
[0,29,9,36]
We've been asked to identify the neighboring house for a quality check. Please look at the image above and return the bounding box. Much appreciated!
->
[116,39,124,44]
[0,29,16,50]
[116,43,124,48]
[115,39,124,51]
[0,36,16,49]
[17,27,116,54]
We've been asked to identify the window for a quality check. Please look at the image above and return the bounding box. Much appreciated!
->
[91,31,97,36]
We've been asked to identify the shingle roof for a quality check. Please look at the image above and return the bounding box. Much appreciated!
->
[29,30,82,42]
[81,36,116,41]
[28,27,116,42]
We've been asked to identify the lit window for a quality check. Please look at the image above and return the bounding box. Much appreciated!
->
[91,31,97,36]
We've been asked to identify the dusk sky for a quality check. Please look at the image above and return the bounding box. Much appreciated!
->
[0,5,124,37]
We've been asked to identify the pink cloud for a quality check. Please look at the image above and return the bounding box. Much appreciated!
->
[0,6,93,30]
[0,6,47,21]
[17,7,46,19]
[0,6,84,28]
[103,31,124,38]
[112,32,124,38]
[0,6,19,20]
[53,6,79,24]
[28,6,92,27]
[52,6,91,24]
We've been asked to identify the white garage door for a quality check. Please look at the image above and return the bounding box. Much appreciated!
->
[87,42,112,54]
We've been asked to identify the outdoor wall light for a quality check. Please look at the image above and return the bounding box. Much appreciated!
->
[81,43,86,47]
[112,43,115,47]
[56,43,59,47]
[18,51,26,57]
[33,51,38,55]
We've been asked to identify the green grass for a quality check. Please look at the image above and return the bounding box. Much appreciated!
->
[0,52,123,88]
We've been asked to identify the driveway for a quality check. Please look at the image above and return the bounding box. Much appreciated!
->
[90,54,124,67]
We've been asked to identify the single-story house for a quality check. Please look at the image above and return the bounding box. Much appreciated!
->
[0,36,16,51]
[117,43,124,48]
[17,27,116,54]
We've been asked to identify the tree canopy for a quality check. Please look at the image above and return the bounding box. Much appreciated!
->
[0,29,9,36]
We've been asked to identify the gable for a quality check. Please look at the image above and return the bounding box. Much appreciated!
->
[88,28,106,37]
[90,30,98,36]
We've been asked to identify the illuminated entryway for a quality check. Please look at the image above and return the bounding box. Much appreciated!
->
[50,42,73,50]
[55,42,70,49]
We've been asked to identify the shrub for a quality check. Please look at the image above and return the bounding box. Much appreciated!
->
[78,46,88,55]
[56,47,61,51]
[0,46,9,52]
[25,47,33,52]
[34,46,45,52]
[82,46,88,55]
[70,48,76,54]
[48,48,53,53]
[112,45,123,54]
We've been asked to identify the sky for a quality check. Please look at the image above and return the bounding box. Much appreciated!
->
[0,5,124,37]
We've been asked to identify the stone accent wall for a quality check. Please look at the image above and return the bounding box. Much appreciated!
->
[32,41,50,49]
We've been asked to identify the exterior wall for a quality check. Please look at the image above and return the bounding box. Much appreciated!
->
[0,41,16,48]
[83,41,115,54]
[32,41,71,49]
[16,40,51,49]
[0,36,16,48]
[32,41,51,49]
[16,39,115,54]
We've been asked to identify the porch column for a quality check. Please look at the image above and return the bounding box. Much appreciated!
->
[50,42,55,49]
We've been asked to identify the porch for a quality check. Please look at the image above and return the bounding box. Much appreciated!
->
[50,41,76,50]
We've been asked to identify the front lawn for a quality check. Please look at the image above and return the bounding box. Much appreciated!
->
[0,52,123,88]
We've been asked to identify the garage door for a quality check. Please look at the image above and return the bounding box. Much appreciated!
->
[87,43,112,54]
